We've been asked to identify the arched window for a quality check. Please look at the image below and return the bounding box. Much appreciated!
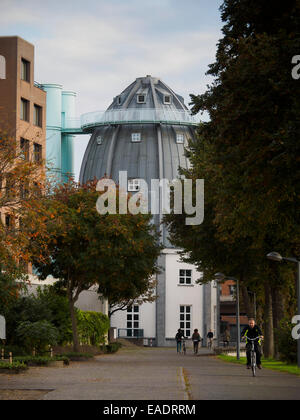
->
[0,55,6,79]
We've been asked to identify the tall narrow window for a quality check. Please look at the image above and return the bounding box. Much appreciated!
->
[20,98,29,122]
[34,143,42,163]
[20,180,29,199]
[34,104,42,127]
[127,305,140,337]
[20,138,30,161]
[179,305,192,337]
[5,214,14,231]
[21,58,30,82]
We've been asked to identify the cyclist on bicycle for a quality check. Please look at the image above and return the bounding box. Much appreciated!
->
[207,330,214,348]
[241,318,264,369]
[175,329,185,353]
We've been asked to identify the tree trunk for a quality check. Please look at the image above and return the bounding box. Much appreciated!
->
[272,286,285,359]
[69,297,80,353]
[263,281,274,358]
[241,284,254,318]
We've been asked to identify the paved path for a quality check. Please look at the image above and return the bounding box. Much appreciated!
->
[0,346,300,400]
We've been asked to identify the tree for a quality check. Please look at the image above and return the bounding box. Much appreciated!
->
[0,129,46,310]
[25,180,161,352]
[166,0,300,357]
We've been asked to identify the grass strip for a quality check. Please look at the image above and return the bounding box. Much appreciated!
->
[217,354,300,376]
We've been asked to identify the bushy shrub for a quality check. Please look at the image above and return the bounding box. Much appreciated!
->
[16,320,59,354]
[105,342,122,353]
[77,310,110,346]
[3,286,73,347]
[275,318,297,364]
[56,352,93,361]
[0,345,29,357]
[14,355,69,366]
[0,361,28,373]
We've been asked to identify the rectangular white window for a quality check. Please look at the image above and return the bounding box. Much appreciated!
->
[127,305,140,337]
[180,305,192,338]
[137,94,146,104]
[131,132,141,143]
[128,179,140,192]
[176,133,184,144]
[179,269,192,285]
[164,95,172,104]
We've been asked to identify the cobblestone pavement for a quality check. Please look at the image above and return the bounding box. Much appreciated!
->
[0,346,299,400]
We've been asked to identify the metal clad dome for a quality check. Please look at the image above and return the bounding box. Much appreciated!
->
[79,76,196,244]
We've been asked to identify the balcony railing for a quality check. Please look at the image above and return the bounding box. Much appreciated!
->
[80,108,200,129]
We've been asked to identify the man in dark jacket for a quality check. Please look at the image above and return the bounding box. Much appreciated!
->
[241,318,264,369]
[175,329,185,353]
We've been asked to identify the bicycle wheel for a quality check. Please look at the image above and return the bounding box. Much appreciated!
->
[251,351,256,377]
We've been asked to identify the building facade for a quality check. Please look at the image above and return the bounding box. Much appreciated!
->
[80,75,217,346]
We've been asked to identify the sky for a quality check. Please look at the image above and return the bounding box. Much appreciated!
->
[0,0,223,179]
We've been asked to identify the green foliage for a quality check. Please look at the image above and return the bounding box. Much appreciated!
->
[105,342,122,353]
[0,345,29,357]
[16,320,59,354]
[275,318,297,364]
[165,0,300,359]
[3,286,73,347]
[24,180,161,351]
[56,352,94,361]
[0,361,28,373]
[77,310,110,346]
[13,355,70,366]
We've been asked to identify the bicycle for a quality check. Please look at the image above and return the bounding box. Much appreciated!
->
[207,337,213,350]
[247,337,261,377]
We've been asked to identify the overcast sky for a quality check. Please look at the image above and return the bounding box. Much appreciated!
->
[0,0,223,179]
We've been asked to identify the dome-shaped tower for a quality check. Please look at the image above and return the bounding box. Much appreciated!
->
[79,75,198,244]
[79,76,213,348]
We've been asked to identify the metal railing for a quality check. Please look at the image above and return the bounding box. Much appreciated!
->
[118,328,144,338]
[80,108,200,129]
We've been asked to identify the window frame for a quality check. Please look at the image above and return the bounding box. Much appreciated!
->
[20,98,30,122]
[20,138,30,161]
[179,305,192,338]
[164,94,172,105]
[178,269,192,286]
[21,58,30,82]
[33,104,42,127]
[128,178,141,192]
[131,132,141,143]
[176,133,185,144]
[33,143,42,163]
[137,94,146,104]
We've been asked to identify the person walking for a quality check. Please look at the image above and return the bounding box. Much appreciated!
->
[192,329,201,355]
[175,329,185,354]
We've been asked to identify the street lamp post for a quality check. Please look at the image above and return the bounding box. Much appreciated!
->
[267,252,300,368]
[215,273,240,360]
